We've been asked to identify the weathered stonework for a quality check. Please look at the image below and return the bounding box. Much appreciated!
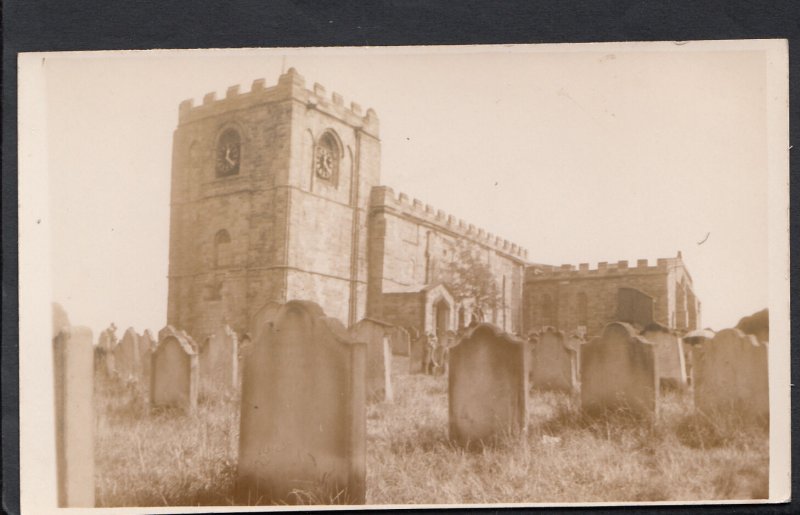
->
[529,327,579,393]
[348,318,394,402]
[692,328,768,421]
[367,186,526,334]
[168,69,380,340]
[236,301,366,504]
[166,71,700,350]
[524,254,701,338]
[52,306,95,508]
[580,322,659,420]
[448,324,528,449]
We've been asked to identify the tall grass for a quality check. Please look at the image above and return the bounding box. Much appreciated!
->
[94,357,768,506]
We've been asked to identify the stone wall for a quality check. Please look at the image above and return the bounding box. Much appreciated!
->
[368,186,527,333]
[523,255,700,337]
[168,69,380,339]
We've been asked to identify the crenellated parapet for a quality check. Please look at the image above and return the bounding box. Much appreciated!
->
[177,67,379,137]
[370,186,529,261]
[525,256,680,281]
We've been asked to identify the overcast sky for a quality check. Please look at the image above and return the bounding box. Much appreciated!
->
[36,43,782,335]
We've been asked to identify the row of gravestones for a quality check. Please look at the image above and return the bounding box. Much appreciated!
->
[96,323,244,408]
[52,301,769,506]
[527,323,768,421]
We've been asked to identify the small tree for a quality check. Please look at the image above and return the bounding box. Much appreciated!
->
[441,241,501,321]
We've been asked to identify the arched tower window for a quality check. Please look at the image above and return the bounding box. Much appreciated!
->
[577,292,588,327]
[215,129,241,177]
[214,230,232,268]
[314,131,340,184]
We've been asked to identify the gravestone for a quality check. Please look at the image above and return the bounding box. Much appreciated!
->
[114,327,141,383]
[736,308,769,343]
[682,328,715,387]
[530,327,578,392]
[566,331,585,376]
[349,318,393,402]
[151,326,199,411]
[138,329,156,387]
[448,323,528,449]
[97,326,118,378]
[52,306,95,507]
[409,332,428,374]
[236,301,366,505]
[580,322,658,419]
[388,325,411,356]
[199,324,239,394]
[641,323,687,389]
[692,328,768,420]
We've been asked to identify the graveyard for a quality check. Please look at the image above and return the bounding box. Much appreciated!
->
[44,67,775,507]
[90,342,768,505]
[52,301,770,507]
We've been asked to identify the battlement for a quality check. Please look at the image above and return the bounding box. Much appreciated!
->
[525,256,681,281]
[370,186,529,261]
[177,68,379,137]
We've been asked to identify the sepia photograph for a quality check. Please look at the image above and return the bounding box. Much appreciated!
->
[17,40,790,511]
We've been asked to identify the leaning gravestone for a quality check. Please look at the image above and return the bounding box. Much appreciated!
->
[236,301,366,505]
[199,324,239,394]
[388,325,411,356]
[52,304,95,507]
[114,327,141,383]
[692,328,768,421]
[641,323,687,389]
[581,322,658,419]
[448,323,528,449]
[151,326,199,411]
[349,318,394,402]
[530,327,578,392]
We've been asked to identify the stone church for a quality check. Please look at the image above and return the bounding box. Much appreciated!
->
[167,69,701,342]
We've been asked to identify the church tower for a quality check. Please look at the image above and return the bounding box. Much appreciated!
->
[167,69,380,340]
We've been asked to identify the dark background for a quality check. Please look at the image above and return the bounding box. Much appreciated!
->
[3,1,799,513]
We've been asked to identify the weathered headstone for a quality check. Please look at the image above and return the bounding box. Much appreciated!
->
[529,327,578,392]
[580,322,658,419]
[448,323,528,449]
[736,308,769,343]
[388,325,411,356]
[641,323,687,389]
[151,326,199,411]
[97,325,118,378]
[236,301,366,505]
[114,327,141,383]
[138,329,156,387]
[199,324,239,393]
[349,318,393,402]
[52,305,95,507]
[692,328,768,420]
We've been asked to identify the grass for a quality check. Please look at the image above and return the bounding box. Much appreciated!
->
[94,357,769,506]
